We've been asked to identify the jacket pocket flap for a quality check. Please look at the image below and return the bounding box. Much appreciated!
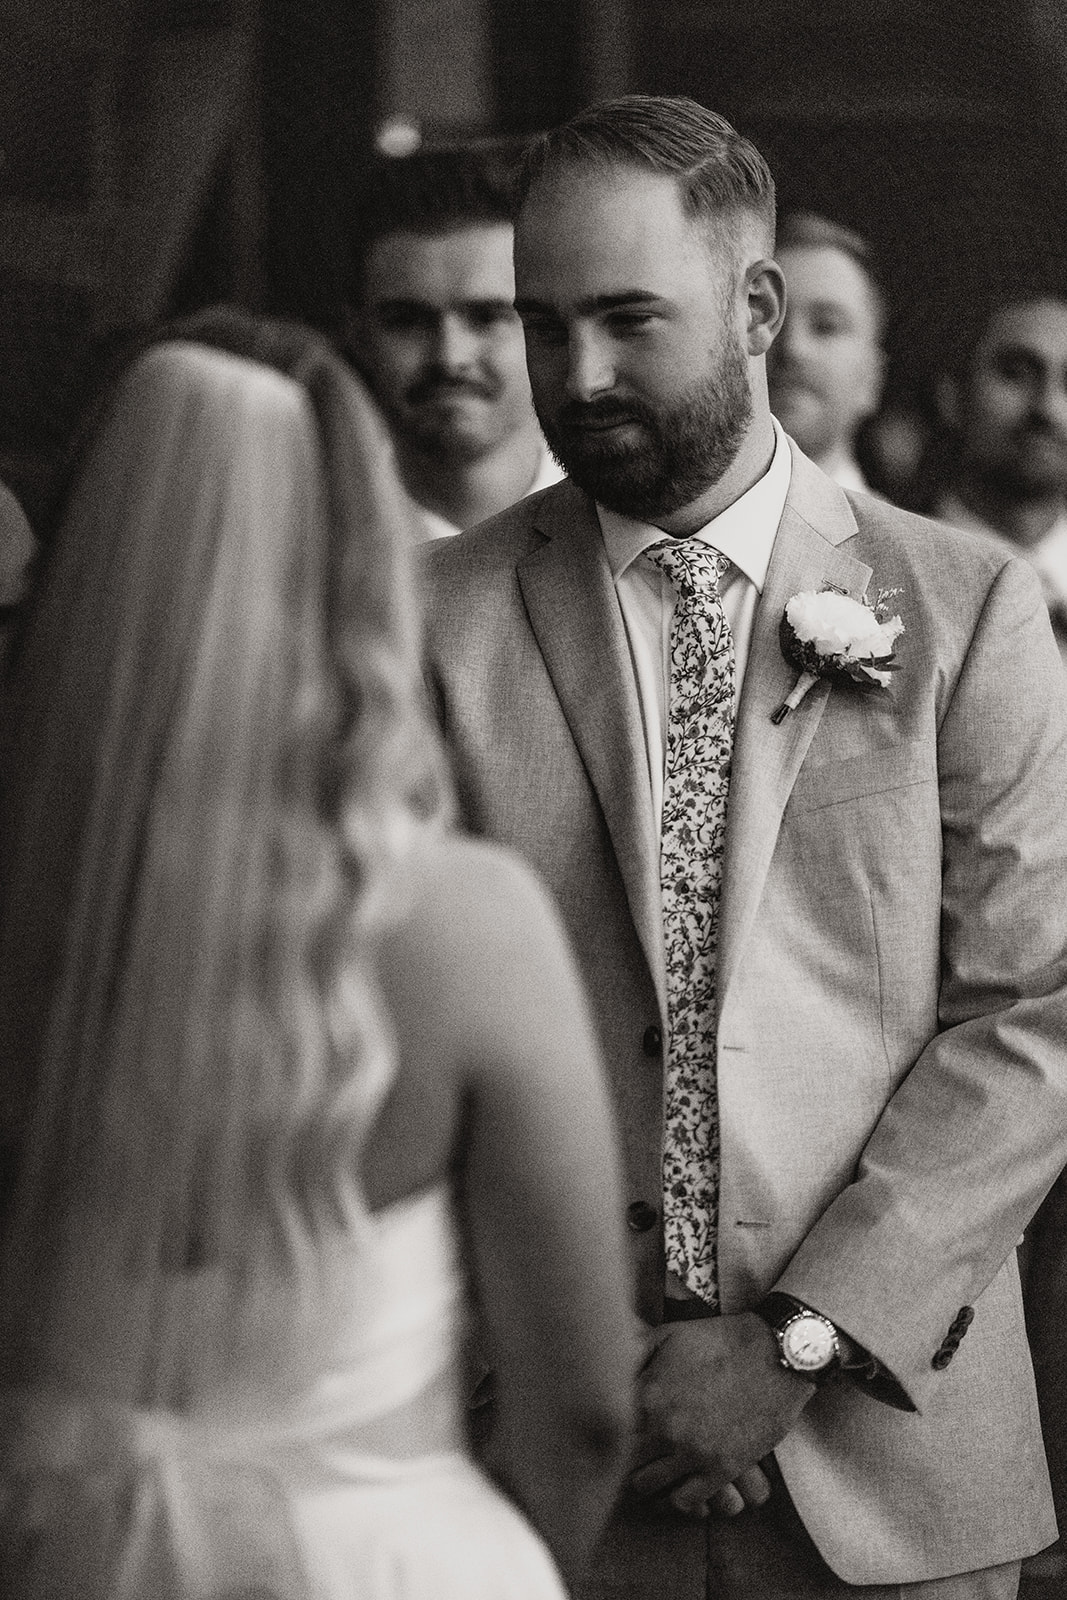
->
[786,740,936,816]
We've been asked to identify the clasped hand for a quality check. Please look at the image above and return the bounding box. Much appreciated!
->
[627,1312,815,1520]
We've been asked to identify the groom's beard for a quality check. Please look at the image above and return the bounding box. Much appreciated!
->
[536,336,752,520]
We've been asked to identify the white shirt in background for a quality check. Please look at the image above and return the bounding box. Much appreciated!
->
[827,453,869,494]
[417,445,564,542]
[938,490,1067,672]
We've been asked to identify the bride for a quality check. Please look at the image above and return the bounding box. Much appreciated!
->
[0,312,634,1598]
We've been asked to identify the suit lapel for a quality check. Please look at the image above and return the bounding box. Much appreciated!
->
[717,451,873,1011]
[518,483,667,1012]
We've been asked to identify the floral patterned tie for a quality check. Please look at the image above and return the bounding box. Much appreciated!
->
[644,539,735,1309]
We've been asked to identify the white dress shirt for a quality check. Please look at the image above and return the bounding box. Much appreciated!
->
[596,420,793,828]
[417,444,564,542]
[826,452,869,494]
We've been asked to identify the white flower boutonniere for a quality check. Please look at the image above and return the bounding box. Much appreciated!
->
[771,584,905,724]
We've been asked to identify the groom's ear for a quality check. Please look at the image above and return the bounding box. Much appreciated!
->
[745,258,786,356]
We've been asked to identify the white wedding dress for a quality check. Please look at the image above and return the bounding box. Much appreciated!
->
[0,1184,567,1600]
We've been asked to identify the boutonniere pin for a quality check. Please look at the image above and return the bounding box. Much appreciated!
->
[771,584,905,724]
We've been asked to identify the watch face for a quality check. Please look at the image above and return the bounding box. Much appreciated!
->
[780,1314,837,1372]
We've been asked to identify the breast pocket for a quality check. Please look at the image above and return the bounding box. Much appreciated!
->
[785,739,937,817]
[776,737,942,1087]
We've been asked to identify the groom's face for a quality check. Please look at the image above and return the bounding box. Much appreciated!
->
[514,161,753,521]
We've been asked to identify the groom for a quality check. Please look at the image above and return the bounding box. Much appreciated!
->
[422,96,1067,1599]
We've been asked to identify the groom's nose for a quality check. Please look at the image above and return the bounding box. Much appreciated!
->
[565,327,616,403]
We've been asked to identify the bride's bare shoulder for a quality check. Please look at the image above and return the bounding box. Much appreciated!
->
[403,833,553,930]
[364,836,558,1204]
[378,834,568,1001]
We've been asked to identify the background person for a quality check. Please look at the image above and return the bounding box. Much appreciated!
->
[423,94,1067,1600]
[936,292,1067,1594]
[0,310,633,1600]
[344,142,561,540]
[935,292,1067,667]
[0,481,36,665]
[767,211,886,491]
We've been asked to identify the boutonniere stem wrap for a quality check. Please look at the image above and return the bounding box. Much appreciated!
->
[771,585,904,724]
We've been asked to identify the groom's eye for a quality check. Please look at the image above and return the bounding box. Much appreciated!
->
[609,312,654,335]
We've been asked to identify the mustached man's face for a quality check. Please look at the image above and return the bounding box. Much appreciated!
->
[357,222,535,464]
[515,164,754,522]
[958,298,1067,499]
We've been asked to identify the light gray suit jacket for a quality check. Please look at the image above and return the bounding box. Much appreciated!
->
[422,445,1067,1588]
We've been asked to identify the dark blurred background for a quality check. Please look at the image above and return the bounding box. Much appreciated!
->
[4,0,1067,519]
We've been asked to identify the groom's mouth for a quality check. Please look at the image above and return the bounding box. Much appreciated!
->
[559,407,645,438]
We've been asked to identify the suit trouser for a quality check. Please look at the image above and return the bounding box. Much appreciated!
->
[582,1461,1020,1600]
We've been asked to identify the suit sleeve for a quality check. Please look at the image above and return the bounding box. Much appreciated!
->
[776,556,1067,1411]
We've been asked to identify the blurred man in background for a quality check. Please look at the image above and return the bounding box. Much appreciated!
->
[937,291,1067,1599]
[936,293,1067,667]
[768,212,885,491]
[0,479,35,663]
[345,141,561,540]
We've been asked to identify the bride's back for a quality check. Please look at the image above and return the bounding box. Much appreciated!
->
[0,326,435,1385]
[0,313,632,1598]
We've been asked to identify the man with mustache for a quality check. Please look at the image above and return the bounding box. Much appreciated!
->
[345,139,561,540]
[767,213,886,492]
[936,294,1067,667]
[423,95,1067,1599]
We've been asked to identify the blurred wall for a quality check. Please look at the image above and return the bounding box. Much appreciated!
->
[4,0,1067,516]
[0,0,265,515]
[374,0,632,137]
[259,0,375,326]
[0,0,375,517]
[379,0,493,132]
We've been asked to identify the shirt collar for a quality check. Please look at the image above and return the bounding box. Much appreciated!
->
[938,491,1067,602]
[1034,517,1067,602]
[415,444,564,542]
[530,443,566,494]
[936,491,1007,544]
[824,450,868,493]
[938,488,1067,545]
[417,505,462,542]
[596,417,792,593]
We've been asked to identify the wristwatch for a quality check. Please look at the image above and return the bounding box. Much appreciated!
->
[757,1292,842,1382]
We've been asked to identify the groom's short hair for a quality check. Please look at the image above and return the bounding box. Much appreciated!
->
[515,94,776,251]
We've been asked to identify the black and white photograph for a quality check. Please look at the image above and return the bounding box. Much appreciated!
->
[3,5,1067,1598]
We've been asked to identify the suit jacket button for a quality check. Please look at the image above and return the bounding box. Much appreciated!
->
[642,1025,663,1057]
[627,1200,658,1233]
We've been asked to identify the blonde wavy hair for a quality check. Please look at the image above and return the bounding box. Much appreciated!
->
[0,311,450,1385]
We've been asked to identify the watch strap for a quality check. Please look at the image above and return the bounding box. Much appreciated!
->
[757,1291,812,1330]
